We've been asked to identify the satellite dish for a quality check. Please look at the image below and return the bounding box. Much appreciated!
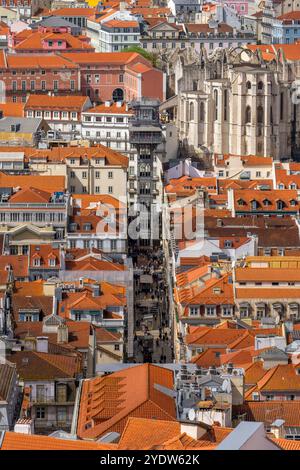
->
[188,409,196,421]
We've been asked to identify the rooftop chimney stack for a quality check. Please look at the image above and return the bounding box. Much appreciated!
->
[36,336,48,354]
[57,324,68,344]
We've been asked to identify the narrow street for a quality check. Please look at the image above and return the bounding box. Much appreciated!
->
[130,250,174,363]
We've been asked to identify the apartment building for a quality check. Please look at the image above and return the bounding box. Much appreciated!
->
[24,95,92,140]
[8,347,81,433]
[86,6,141,52]
[81,100,133,154]
[234,256,300,321]
[227,189,300,217]
[0,173,67,255]
[67,193,127,255]
[24,146,128,199]
[61,51,165,103]
[0,52,80,103]
[8,28,95,53]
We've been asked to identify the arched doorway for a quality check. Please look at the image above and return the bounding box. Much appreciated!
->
[112,88,124,102]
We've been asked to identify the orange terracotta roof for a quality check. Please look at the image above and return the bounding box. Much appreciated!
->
[0,255,28,278]
[118,417,180,450]
[77,364,176,440]
[61,51,143,65]
[244,361,266,386]
[236,288,300,299]
[50,7,96,16]
[104,20,139,28]
[0,103,24,117]
[0,172,65,192]
[85,102,132,115]
[235,267,300,282]
[6,53,78,69]
[15,320,92,350]
[29,245,59,268]
[233,401,300,427]
[1,432,116,450]
[273,438,300,450]
[14,279,45,296]
[233,189,299,212]
[25,94,89,111]
[247,43,300,62]
[13,31,94,51]
[24,146,128,168]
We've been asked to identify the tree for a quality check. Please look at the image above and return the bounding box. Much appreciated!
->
[121,45,159,67]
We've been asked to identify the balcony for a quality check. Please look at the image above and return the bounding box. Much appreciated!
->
[31,397,75,405]
[130,132,162,145]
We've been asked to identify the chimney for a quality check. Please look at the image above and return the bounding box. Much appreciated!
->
[105,101,111,107]
[116,101,122,108]
[14,419,34,435]
[57,324,68,344]
[270,420,285,439]
[36,336,48,353]
[180,421,208,440]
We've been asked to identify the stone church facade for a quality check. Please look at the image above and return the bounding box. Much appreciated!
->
[165,46,300,160]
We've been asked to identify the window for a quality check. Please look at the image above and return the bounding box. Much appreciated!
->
[70,80,75,91]
[246,81,251,91]
[41,81,46,91]
[30,80,35,91]
[258,81,264,91]
[53,80,58,91]
[214,89,218,121]
[224,89,228,121]
[108,171,113,179]
[114,344,120,351]
[95,186,100,193]
[206,306,216,316]
[189,102,194,121]
[108,186,113,194]
[257,106,264,124]
[82,171,87,179]
[119,74,123,83]
[36,407,46,419]
[95,171,100,179]
[200,102,205,121]
[190,307,199,316]
[245,105,251,124]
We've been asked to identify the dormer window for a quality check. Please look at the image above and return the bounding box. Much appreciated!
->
[48,258,56,267]
[278,183,284,189]
[33,258,40,267]
[277,200,284,210]
[263,199,271,206]
[251,200,258,210]
[290,199,297,207]
[83,223,92,231]
[290,183,297,190]
[224,240,232,248]
[237,198,245,206]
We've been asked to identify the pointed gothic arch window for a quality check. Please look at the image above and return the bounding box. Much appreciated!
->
[189,102,194,121]
[257,106,264,124]
[200,102,205,121]
[245,105,251,124]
